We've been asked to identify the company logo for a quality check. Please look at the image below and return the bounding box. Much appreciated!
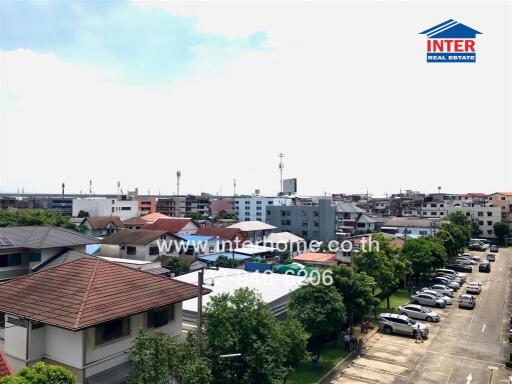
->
[420,19,482,63]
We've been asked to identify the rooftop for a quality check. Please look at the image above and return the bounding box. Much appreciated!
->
[195,227,245,241]
[85,216,124,230]
[293,252,337,264]
[265,232,304,244]
[142,218,197,233]
[227,221,276,232]
[0,258,206,330]
[101,229,170,245]
[383,217,439,228]
[122,216,148,226]
[0,226,97,250]
[140,212,171,222]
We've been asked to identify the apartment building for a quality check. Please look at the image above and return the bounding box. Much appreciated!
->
[266,198,336,242]
[447,204,502,238]
[235,196,293,222]
[488,192,512,229]
[72,198,138,221]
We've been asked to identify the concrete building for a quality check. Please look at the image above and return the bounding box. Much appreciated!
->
[0,258,202,384]
[487,192,512,229]
[420,201,448,218]
[381,217,440,237]
[155,196,186,217]
[266,198,336,242]
[72,198,138,221]
[234,196,292,222]
[0,226,97,281]
[447,204,502,238]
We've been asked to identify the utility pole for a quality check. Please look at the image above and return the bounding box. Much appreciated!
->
[278,153,285,196]
[233,178,237,196]
[176,171,181,196]
[197,269,204,354]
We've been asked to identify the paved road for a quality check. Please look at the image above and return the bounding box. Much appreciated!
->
[332,247,512,384]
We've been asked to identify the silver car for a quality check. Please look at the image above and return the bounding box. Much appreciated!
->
[411,292,446,308]
[456,257,477,266]
[398,304,440,322]
[427,284,454,297]
[459,294,476,309]
[420,289,453,305]
[378,313,429,337]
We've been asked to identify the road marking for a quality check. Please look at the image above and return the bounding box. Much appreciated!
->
[466,373,473,384]
[482,324,487,332]
[426,350,505,366]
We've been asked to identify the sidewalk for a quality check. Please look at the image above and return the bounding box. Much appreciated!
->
[318,327,379,384]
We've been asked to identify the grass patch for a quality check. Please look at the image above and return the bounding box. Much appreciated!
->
[377,289,411,314]
[286,345,349,384]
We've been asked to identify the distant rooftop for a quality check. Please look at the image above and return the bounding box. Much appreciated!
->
[0,226,97,250]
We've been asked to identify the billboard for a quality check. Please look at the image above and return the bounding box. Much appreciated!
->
[283,178,297,195]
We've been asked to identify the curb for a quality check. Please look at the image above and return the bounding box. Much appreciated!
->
[317,328,379,384]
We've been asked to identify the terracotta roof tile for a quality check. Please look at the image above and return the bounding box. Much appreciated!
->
[294,252,336,264]
[122,217,148,226]
[140,212,171,222]
[0,258,208,330]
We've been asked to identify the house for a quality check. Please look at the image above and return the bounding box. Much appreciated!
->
[227,221,277,243]
[0,258,206,383]
[263,232,305,256]
[266,198,336,242]
[142,218,199,236]
[293,252,337,266]
[174,268,306,326]
[101,229,180,261]
[82,216,123,237]
[381,217,439,237]
[122,217,147,230]
[178,235,219,256]
[0,226,98,281]
[195,227,247,249]
[234,196,292,222]
[140,212,171,224]
[72,198,139,221]
[0,352,14,379]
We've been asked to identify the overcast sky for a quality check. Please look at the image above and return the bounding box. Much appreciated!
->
[1,1,511,197]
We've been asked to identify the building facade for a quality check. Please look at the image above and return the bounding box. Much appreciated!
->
[235,196,292,222]
[72,198,139,221]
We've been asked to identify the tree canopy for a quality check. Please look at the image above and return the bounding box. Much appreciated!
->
[204,288,307,384]
[0,362,76,384]
[400,237,447,283]
[494,222,510,243]
[0,210,82,232]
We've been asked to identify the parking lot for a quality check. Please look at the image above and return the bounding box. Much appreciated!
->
[332,247,512,384]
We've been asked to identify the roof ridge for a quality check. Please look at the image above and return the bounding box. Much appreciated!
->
[73,258,101,328]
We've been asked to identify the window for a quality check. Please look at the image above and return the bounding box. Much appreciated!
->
[147,305,175,329]
[431,212,436,216]
[267,210,271,216]
[466,212,471,216]
[440,212,444,215]
[127,246,136,255]
[256,206,262,210]
[245,206,250,211]
[256,212,262,216]
[478,221,484,225]
[487,221,492,226]
[268,201,273,205]
[0,312,5,329]
[502,197,506,200]
[256,201,262,205]
[245,201,250,205]
[281,220,291,226]
[121,207,131,211]
[422,212,427,215]
[431,203,437,208]
[29,251,41,263]
[149,246,159,256]
[112,207,115,213]
[487,212,493,216]
[440,204,444,208]
[95,317,130,346]
[0,253,22,268]
[487,230,493,235]
[477,212,483,217]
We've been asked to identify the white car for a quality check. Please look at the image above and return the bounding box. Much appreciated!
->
[427,284,454,297]
[411,292,446,308]
[456,257,477,266]
[466,282,481,294]
[378,313,429,337]
[398,304,440,322]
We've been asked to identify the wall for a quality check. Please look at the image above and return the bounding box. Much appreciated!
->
[235,196,292,222]
[72,199,138,220]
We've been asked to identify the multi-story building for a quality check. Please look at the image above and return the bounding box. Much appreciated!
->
[487,192,512,229]
[420,201,447,218]
[72,197,139,221]
[135,197,157,216]
[184,194,211,219]
[266,198,336,242]
[235,196,292,222]
[156,196,186,217]
[447,204,502,238]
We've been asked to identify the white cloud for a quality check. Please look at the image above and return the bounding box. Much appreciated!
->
[2,2,511,196]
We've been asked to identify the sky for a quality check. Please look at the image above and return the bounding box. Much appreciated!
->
[1,1,511,197]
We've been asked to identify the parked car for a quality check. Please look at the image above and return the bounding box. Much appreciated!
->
[458,294,476,309]
[436,272,463,284]
[430,276,460,291]
[456,258,477,266]
[446,263,473,273]
[486,253,496,262]
[378,313,429,337]
[426,284,454,297]
[411,292,446,308]
[479,261,491,273]
[469,255,481,262]
[437,268,467,281]
[466,282,481,294]
[420,289,453,305]
[397,304,440,322]
[490,245,499,252]
[468,243,485,251]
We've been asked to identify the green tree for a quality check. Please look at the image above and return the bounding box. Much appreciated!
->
[470,220,483,237]
[204,288,301,384]
[185,212,203,221]
[166,256,191,276]
[330,265,379,323]
[447,211,471,227]
[215,255,244,268]
[438,222,469,254]
[289,283,346,356]
[0,362,76,384]
[277,317,309,382]
[77,210,89,218]
[494,222,510,244]
[127,330,210,384]
[0,210,82,232]
[400,238,447,285]
[214,211,237,221]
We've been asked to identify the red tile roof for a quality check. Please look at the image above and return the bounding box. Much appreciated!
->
[140,212,171,222]
[122,217,148,226]
[0,352,14,378]
[294,252,337,264]
[195,227,246,242]
[0,258,208,331]
[142,218,198,234]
